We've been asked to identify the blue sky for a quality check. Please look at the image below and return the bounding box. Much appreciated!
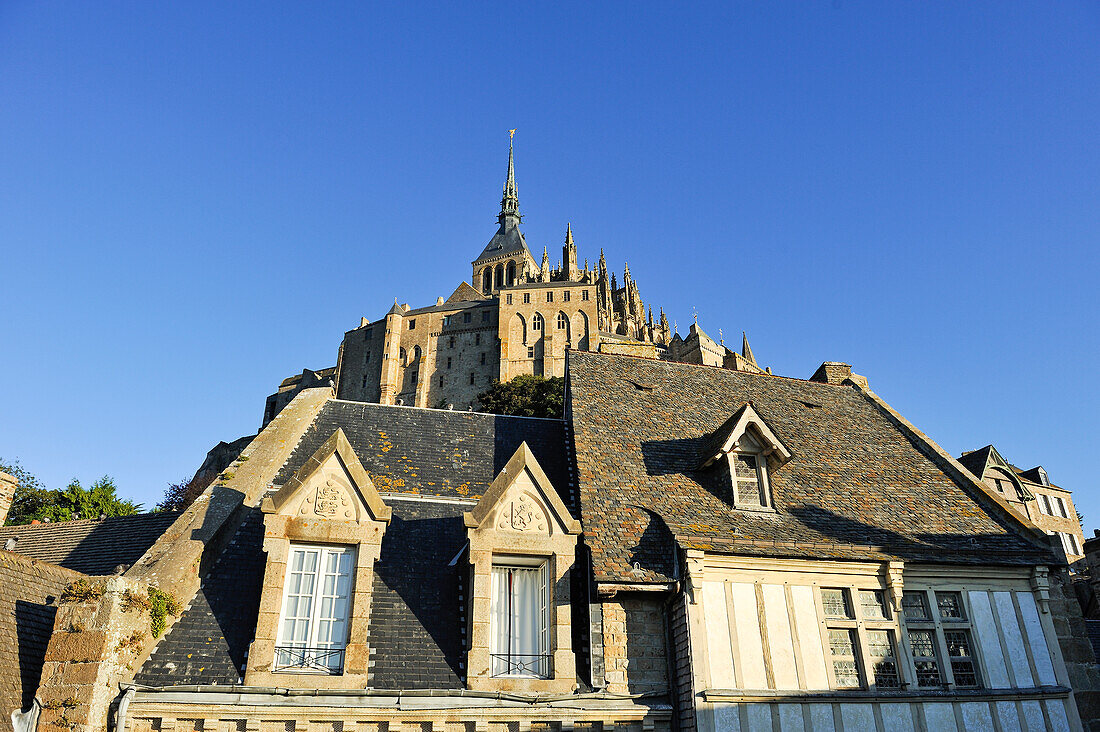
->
[1,3,1097,527]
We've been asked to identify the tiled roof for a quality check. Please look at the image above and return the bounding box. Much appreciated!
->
[138,401,570,689]
[0,512,180,576]
[567,351,1051,584]
[275,400,569,502]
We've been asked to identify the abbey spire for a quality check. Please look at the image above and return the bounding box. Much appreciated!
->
[499,133,520,225]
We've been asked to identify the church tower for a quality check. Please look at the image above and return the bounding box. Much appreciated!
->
[471,135,538,294]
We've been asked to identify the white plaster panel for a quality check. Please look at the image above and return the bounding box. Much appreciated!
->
[1045,699,1072,732]
[746,703,772,731]
[791,584,830,691]
[959,701,994,731]
[711,703,742,732]
[924,702,960,732]
[879,702,916,732]
[703,581,737,688]
[732,582,767,689]
[807,703,836,732]
[994,591,1035,687]
[1020,700,1045,731]
[1017,593,1058,686]
[777,702,804,732]
[995,701,1023,732]
[762,584,799,690]
[787,581,827,691]
[839,704,876,732]
[968,591,1011,689]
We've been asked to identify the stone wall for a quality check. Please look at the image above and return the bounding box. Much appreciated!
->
[0,470,16,526]
[36,576,152,732]
[1050,566,1100,730]
[601,596,668,696]
[499,282,599,382]
[0,551,85,730]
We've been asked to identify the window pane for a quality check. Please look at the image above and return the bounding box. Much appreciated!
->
[951,660,979,688]
[736,478,763,506]
[908,629,943,687]
[735,454,758,476]
[859,590,888,619]
[490,564,550,678]
[828,629,861,688]
[901,592,930,621]
[936,592,965,621]
[944,630,972,657]
[822,589,851,619]
[867,630,899,688]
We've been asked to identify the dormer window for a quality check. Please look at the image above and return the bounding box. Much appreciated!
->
[698,402,791,513]
[730,432,770,509]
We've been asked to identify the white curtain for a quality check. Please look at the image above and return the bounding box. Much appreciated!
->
[490,564,548,677]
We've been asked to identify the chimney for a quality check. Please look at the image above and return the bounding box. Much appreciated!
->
[810,362,853,385]
[0,471,17,526]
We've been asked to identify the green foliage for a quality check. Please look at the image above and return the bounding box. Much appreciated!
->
[0,458,142,525]
[148,586,182,637]
[476,375,565,419]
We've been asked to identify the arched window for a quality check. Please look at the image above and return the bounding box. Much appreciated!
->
[532,313,543,331]
[482,267,492,294]
[412,345,421,362]
[506,261,516,286]
[495,263,504,290]
[399,347,408,366]
[557,312,568,329]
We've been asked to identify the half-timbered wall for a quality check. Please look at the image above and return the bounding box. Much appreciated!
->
[688,557,1081,732]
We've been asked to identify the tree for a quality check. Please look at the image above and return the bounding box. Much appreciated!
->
[476,375,565,419]
[157,473,215,512]
[0,458,142,525]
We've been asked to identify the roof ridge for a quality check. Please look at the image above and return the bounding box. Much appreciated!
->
[328,398,564,422]
[567,349,852,388]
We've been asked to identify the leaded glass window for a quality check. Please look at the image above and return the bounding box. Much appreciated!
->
[901,591,930,621]
[867,630,900,688]
[936,592,965,621]
[907,629,943,688]
[822,589,852,619]
[828,629,861,688]
[945,630,979,688]
[859,590,889,620]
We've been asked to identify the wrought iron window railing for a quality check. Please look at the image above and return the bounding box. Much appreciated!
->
[273,645,345,674]
[490,653,550,679]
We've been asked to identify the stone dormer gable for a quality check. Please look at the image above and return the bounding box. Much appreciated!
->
[697,402,792,470]
[262,428,392,525]
[464,442,581,536]
[247,428,390,689]
[960,444,1033,502]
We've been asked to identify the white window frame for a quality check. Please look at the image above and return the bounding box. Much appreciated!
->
[1052,495,1069,519]
[274,543,355,674]
[490,559,551,679]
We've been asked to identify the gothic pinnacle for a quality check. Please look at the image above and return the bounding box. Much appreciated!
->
[742,331,758,366]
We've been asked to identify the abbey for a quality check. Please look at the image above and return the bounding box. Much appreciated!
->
[263,141,762,424]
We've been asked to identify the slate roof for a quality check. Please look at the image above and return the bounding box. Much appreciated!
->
[137,401,570,689]
[0,512,180,576]
[473,220,531,265]
[567,351,1052,584]
[134,508,266,686]
[275,400,569,503]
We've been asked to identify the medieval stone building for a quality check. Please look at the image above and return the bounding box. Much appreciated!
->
[263,141,764,426]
